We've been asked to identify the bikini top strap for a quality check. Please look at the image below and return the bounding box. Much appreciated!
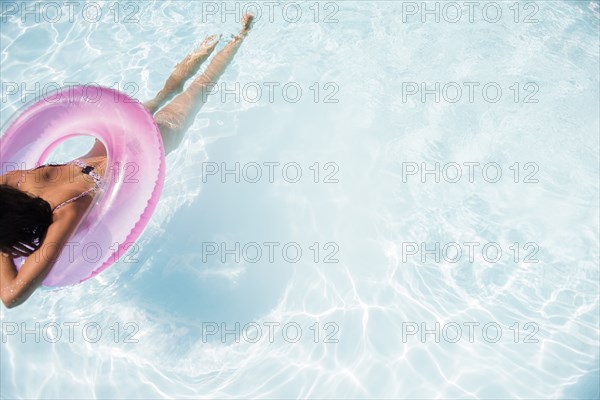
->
[16,170,25,188]
[52,187,99,212]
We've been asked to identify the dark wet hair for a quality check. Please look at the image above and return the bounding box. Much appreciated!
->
[0,184,53,256]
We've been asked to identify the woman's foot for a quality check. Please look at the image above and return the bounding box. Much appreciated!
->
[242,13,255,32]
[238,13,255,38]
[197,34,221,55]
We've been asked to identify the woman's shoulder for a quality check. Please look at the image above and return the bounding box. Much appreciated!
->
[0,170,20,188]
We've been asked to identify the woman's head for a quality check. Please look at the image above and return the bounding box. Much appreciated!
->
[0,184,53,257]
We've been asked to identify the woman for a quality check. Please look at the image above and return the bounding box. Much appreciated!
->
[0,15,254,308]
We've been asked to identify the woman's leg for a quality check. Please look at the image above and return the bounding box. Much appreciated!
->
[155,14,254,154]
[144,34,221,115]
[80,35,221,160]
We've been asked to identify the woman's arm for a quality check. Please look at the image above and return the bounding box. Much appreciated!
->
[0,206,81,308]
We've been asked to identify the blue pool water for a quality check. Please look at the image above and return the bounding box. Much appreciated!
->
[1,1,599,398]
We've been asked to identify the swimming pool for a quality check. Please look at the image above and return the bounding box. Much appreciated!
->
[1,0,599,398]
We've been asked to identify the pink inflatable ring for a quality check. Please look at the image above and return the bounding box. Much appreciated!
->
[0,85,165,287]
